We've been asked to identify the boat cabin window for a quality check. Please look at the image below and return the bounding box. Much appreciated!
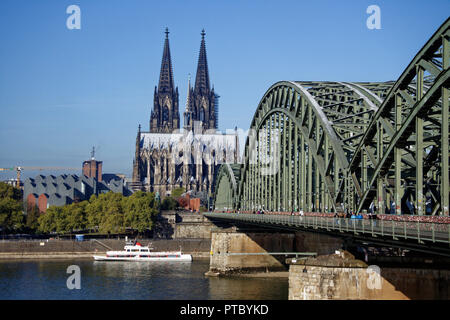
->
[127,249,130,252]
[132,249,139,252]
[140,249,149,252]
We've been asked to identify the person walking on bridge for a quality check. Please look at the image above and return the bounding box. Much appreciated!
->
[334,212,340,226]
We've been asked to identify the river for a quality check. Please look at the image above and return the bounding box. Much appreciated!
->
[0,259,288,300]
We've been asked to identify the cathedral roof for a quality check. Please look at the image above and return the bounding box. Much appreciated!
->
[140,130,238,155]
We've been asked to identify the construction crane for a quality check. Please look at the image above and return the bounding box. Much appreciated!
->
[0,166,79,189]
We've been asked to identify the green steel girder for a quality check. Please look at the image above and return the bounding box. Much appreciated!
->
[349,17,450,216]
[213,17,450,217]
[227,81,392,213]
[213,163,241,210]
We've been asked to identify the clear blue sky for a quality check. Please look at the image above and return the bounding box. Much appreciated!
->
[0,0,449,179]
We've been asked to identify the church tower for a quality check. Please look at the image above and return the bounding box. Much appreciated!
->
[184,29,217,132]
[132,28,238,195]
[150,28,180,133]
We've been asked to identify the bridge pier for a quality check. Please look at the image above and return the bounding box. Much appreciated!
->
[207,227,296,275]
[206,227,346,275]
[294,231,344,255]
[287,250,450,300]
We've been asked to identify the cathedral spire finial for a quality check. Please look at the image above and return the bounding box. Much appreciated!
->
[201,29,205,39]
[165,27,169,39]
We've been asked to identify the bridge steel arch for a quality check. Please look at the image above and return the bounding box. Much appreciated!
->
[348,18,450,216]
[213,18,450,217]
[213,163,241,211]
[215,80,393,213]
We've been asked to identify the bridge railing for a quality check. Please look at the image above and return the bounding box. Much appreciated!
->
[204,212,450,246]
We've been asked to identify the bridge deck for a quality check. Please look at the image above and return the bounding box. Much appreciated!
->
[205,212,450,256]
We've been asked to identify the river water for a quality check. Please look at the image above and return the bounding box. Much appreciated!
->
[0,259,288,300]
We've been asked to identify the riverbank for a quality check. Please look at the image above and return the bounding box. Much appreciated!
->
[0,238,211,260]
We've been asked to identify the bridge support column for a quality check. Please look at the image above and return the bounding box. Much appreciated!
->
[207,228,295,275]
[287,250,450,300]
[287,251,408,300]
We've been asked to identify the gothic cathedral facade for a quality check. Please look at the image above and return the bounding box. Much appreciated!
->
[131,29,239,198]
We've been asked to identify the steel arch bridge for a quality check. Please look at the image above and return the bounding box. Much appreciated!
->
[214,18,450,217]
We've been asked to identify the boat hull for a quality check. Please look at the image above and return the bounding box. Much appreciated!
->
[93,254,192,262]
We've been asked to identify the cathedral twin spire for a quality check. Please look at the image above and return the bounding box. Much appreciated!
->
[149,28,217,133]
[194,29,210,96]
[158,28,175,94]
[150,28,179,133]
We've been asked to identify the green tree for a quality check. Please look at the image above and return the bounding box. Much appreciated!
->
[98,192,125,234]
[65,201,87,232]
[161,196,178,210]
[0,182,24,233]
[36,190,160,236]
[55,205,70,233]
[25,205,41,232]
[85,194,104,230]
[171,187,185,199]
[37,206,60,233]
[123,191,158,234]
[0,182,22,200]
[38,203,87,234]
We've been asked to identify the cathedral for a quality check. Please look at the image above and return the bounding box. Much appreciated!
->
[131,28,240,197]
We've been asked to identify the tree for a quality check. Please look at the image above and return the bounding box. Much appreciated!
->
[161,196,178,210]
[171,187,185,199]
[37,206,60,233]
[0,182,24,233]
[65,201,87,232]
[89,192,126,234]
[35,190,160,236]
[123,191,158,234]
[25,205,41,232]
[85,194,104,230]
[38,203,87,234]
[0,182,22,200]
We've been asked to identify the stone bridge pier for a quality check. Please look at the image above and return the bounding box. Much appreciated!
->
[287,250,450,300]
[206,227,344,275]
[206,226,450,299]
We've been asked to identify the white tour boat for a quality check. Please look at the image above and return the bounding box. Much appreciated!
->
[93,241,192,262]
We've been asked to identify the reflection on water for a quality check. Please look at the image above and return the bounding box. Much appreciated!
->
[0,259,288,300]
